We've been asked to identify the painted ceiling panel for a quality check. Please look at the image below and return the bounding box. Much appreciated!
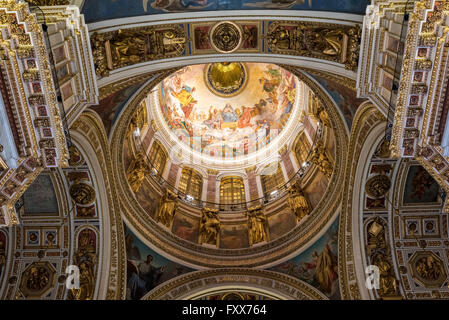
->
[22,173,58,215]
[82,0,371,23]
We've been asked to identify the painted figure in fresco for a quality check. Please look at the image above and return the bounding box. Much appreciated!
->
[127,253,165,300]
[160,64,296,160]
[139,255,165,290]
[221,104,239,123]
[247,207,269,246]
[171,84,197,120]
[148,0,212,12]
[313,243,338,294]
[243,0,312,9]
[242,25,257,48]
[237,106,254,128]
[126,234,142,261]
[411,166,436,200]
[259,67,282,105]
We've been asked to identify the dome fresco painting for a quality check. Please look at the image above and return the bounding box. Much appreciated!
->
[157,63,298,160]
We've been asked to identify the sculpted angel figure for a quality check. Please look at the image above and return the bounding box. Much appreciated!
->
[154,189,178,228]
[287,182,310,222]
[247,206,269,246]
[198,208,220,246]
[127,152,150,193]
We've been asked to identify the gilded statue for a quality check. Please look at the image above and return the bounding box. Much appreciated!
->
[199,208,220,246]
[374,139,391,158]
[311,142,333,178]
[287,182,310,222]
[365,174,391,199]
[68,145,83,166]
[127,102,147,137]
[111,29,147,68]
[69,182,96,205]
[90,32,109,77]
[367,220,386,254]
[314,104,331,128]
[25,266,49,291]
[415,255,442,281]
[267,24,306,54]
[247,206,269,246]
[320,29,344,56]
[127,152,149,193]
[372,253,399,297]
[69,229,97,300]
[155,189,178,228]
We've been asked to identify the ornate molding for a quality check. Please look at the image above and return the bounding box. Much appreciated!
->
[143,268,328,300]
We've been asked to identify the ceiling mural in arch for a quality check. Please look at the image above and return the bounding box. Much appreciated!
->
[158,62,298,160]
[306,72,366,129]
[82,0,371,23]
[125,224,194,300]
[402,164,441,205]
[91,80,147,135]
[269,218,339,299]
[21,173,59,215]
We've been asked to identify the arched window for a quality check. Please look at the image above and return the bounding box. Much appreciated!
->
[178,167,203,200]
[261,164,285,194]
[220,176,245,205]
[294,132,312,167]
[148,140,167,176]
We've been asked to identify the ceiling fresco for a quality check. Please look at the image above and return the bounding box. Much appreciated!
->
[307,72,366,129]
[90,80,147,135]
[269,218,339,299]
[125,224,194,300]
[158,62,298,160]
[81,0,371,23]
[21,173,58,215]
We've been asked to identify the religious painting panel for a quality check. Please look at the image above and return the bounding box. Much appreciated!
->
[124,224,193,300]
[270,218,339,299]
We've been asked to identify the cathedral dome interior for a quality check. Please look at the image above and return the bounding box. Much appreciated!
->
[1,0,449,305]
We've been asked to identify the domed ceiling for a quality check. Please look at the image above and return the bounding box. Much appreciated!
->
[154,62,300,163]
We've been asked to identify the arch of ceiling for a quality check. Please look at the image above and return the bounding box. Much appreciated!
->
[340,101,449,300]
[69,111,127,299]
[338,102,386,300]
[0,109,125,299]
[141,268,328,300]
[108,63,348,269]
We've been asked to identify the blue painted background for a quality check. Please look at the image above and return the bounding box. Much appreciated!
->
[82,0,370,23]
